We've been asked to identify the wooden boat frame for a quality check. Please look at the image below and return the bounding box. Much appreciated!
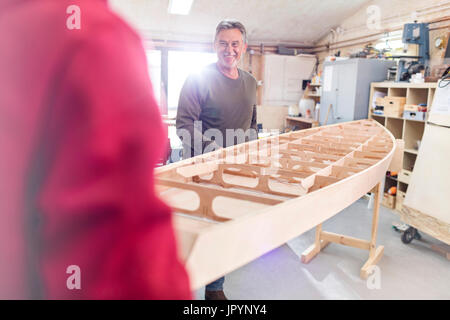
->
[156,119,400,290]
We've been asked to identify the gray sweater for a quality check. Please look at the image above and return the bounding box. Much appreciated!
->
[176,63,257,158]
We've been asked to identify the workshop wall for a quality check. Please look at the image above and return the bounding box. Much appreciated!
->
[314,0,450,73]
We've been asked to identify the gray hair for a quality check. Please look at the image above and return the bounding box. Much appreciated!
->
[214,19,248,44]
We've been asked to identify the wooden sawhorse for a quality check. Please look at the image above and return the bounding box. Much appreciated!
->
[301,182,384,279]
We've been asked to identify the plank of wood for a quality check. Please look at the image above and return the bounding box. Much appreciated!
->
[403,124,450,226]
[400,206,450,245]
[321,231,371,250]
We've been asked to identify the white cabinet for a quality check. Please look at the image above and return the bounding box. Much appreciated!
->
[320,59,395,125]
[263,54,316,106]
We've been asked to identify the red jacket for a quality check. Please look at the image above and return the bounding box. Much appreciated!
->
[0,0,191,299]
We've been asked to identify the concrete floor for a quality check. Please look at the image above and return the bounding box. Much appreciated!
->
[194,198,450,300]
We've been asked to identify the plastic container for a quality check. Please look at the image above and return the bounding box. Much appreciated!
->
[288,104,299,116]
[299,98,315,118]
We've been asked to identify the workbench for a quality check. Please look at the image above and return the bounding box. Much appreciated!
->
[285,116,319,130]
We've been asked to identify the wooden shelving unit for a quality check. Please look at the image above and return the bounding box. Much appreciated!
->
[306,83,321,101]
[368,82,437,212]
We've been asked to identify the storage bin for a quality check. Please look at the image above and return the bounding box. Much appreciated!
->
[398,169,412,184]
[403,110,426,121]
[382,193,396,209]
[383,97,406,117]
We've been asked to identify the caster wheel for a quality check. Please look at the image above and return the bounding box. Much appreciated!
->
[401,227,416,244]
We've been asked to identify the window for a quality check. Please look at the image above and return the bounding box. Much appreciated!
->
[167,50,217,118]
[145,48,217,153]
[146,50,162,107]
[374,31,403,52]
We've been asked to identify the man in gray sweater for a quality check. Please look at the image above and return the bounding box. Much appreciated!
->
[176,20,257,300]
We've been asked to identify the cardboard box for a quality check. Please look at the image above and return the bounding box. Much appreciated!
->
[404,104,419,112]
[383,97,406,117]
[403,110,426,121]
[382,193,396,209]
[375,97,385,106]
[395,191,406,211]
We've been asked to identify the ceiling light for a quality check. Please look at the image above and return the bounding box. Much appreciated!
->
[168,0,194,15]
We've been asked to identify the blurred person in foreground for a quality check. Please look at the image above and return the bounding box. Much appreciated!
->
[0,0,191,299]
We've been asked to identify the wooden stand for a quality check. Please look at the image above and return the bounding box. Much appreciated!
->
[301,182,384,279]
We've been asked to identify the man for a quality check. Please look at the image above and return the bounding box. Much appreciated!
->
[0,0,190,299]
[176,20,257,300]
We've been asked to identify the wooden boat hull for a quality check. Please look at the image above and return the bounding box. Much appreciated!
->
[156,120,398,289]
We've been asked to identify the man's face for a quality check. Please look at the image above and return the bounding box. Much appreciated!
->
[214,28,247,70]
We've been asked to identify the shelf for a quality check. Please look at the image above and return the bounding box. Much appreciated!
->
[404,117,426,123]
[388,87,407,97]
[371,82,438,89]
[369,82,435,211]
[398,181,409,192]
[386,117,403,139]
[406,88,428,105]
[309,83,321,87]
[404,148,418,155]
[403,153,417,172]
[371,115,385,126]
[386,175,398,182]
[384,178,397,193]
[404,121,425,150]
[370,113,426,122]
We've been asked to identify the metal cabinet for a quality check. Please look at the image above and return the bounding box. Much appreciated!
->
[320,59,395,125]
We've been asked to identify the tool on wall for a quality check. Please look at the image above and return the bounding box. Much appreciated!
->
[395,22,430,82]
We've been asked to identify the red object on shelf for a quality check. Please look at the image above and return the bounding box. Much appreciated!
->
[388,186,397,195]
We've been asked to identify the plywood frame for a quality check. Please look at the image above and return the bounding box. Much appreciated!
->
[156,120,398,289]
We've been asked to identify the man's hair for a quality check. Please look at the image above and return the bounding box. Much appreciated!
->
[214,19,247,44]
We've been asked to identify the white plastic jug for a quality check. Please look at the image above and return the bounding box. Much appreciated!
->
[299,98,315,118]
[288,104,299,116]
